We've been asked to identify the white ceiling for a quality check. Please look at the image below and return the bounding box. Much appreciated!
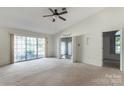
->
[0,7,104,34]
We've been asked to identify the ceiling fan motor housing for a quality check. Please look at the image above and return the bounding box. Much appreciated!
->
[62,8,66,11]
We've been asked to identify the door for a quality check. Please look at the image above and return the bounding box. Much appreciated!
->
[121,29,124,71]
[75,35,83,63]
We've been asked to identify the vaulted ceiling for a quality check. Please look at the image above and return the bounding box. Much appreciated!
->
[0,7,104,34]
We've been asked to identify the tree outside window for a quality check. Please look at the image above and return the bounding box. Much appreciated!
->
[115,31,120,54]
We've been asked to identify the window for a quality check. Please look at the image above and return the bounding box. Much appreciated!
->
[115,31,120,54]
[38,38,45,58]
[14,36,26,62]
[27,37,37,60]
[68,42,72,55]
[60,42,66,55]
[14,35,45,62]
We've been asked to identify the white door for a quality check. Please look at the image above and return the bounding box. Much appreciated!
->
[120,29,124,71]
[75,35,83,63]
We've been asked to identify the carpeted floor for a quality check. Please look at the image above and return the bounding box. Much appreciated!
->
[0,58,124,86]
[103,59,120,69]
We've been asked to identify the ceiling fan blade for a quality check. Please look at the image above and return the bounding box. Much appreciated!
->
[43,15,53,17]
[59,16,66,21]
[52,18,55,22]
[49,8,55,14]
[58,11,68,15]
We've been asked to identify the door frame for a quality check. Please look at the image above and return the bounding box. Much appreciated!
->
[11,34,46,63]
[59,36,72,59]
[102,29,122,71]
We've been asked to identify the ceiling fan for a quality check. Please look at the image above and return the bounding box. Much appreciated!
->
[43,8,68,22]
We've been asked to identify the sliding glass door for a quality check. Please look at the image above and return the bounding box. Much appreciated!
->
[38,38,45,58]
[14,35,45,62]
[14,36,26,62]
[26,37,37,60]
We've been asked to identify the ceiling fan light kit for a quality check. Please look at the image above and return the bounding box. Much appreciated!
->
[43,8,68,22]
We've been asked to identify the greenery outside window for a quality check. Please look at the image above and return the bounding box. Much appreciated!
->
[14,35,45,62]
[115,31,120,54]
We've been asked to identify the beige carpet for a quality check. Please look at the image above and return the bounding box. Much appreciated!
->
[0,58,124,86]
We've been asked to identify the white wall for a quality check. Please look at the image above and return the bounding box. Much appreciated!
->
[0,28,54,66]
[0,30,10,66]
[55,8,124,68]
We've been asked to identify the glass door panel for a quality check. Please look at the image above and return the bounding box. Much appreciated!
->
[27,37,37,60]
[14,36,26,62]
[38,38,45,58]
[14,35,45,62]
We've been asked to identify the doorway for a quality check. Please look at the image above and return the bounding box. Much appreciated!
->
[103,31,120,69]
[60,37,72,59]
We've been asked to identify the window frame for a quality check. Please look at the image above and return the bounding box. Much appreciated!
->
[14,35,46,63]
